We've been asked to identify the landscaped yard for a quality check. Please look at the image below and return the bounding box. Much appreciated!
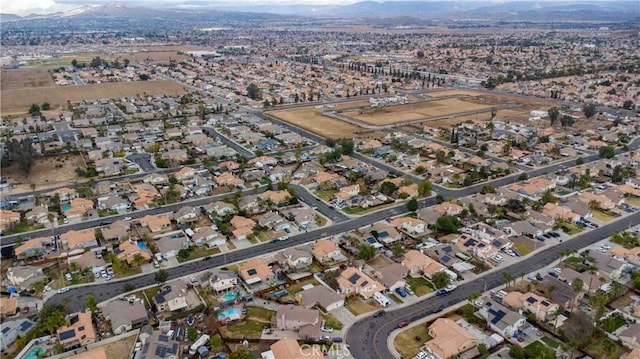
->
[219,320,265,340]
[315,190,337,201]
[406,276,435,297]
[321,312,344,330]
[113,264,142,278]
[540,336,560,349]
[345,296,378,316]
[177,246,222,263]
[394,323,432,359]
[512,241,534,256]
[343,202,396,215]
[388,293,403,304]
[286,279,320,295]
[246,306,275,322]
[593,210,618,223]
[584,336,628,359]
[315,215,328,227]
[600,314,627,333]
[626,197,640,207]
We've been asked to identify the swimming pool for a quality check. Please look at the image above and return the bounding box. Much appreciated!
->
[137,241,147,250]
[24,346,45,359]
[217,307,246,321]
[62,205,71,212]
[221,291,239,302]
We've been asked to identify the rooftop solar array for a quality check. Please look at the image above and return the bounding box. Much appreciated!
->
[488,308,506,325]
[348,273,361,284]
[526,296,538,304]
[59,329,76,341]
[442,255,451,263]
[247,269,257,276]
[361,280,369,287]
[379,231,389,238]
[442,246,452,253]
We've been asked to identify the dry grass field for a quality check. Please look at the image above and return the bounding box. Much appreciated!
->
[267,108,359,139]
[1,68,54,90]
[2,154,86,190]
[1,80,188,115]
[426,89,487,97]
[346,97,497,125]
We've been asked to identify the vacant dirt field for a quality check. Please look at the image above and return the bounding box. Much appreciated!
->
[1,80,188,115]
[346,97,497,125]
[267,108,359,139]
[2,154,86,190]
[1,67,54,90]
[426,89,487,98]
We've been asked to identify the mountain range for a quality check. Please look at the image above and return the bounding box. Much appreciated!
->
[1,1,638,23]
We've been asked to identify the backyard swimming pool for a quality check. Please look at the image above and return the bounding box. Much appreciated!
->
[217,307,246,321]
[62,205,71,212]
[137,241,147,250]
[221,291,239,302]
[24,346,45,359]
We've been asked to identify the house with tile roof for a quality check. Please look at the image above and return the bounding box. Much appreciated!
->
[336,267,384,299]
[239,258,274,285]
[503,291,559,322]
[402,250,446,278]
[424,318,478,359]
[56,312,96,349]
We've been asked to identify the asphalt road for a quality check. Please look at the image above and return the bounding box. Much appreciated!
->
[126,153,156,172]
[53,121,79,145]
[202,126,255,158]
[291,184,350,223]
[346,210,640,359]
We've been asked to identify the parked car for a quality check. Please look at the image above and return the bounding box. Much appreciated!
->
[397,320,410,328]
[404,286,414,296]
[57,287,69,294]
[373,310,385,318]
[435,289,448,296]
[395,287,408,298]
[444,284,457,292]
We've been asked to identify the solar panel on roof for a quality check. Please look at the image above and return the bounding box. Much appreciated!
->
[379,231,389,237]
[541,301,550,307]
[367,237,377,244]
[361,280,369,287]
[247,269,257,276]
[20,321,33,332]
[492,240,502,247]
[78,326,85,331]
[156,346,167,358]
[442,255,451,263]
[159,334,169,342]
[69,315,79,325]
[348,273,361,284]
[463,239,476,247]
[442,246,452,252]
[59,329,76,341]
[478,243,485,248]
[491,310,506,325]
[1,327,10,334]
[526,297,537,304]
[169,343,179,354]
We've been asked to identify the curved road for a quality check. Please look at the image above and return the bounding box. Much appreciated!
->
[347,210,640,359]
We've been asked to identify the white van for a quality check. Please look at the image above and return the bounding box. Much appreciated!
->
[373,292,391,307]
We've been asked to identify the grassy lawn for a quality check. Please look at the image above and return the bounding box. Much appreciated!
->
[98,209,118,217]
[584,337,628,359]
[315,215,328,227]
[321,312,344,330]
[247,236,259,244]
[593,210,618,223]
[600,314,627,333]
[246,306,275,322]
[4,222,45,235]
[343,202,396,215]
[513,241,534,256]
[345,296,378,316]
[133,286,161,307]
[560,223,584,235]
[524,341,552,356]
[406,276,434,297]
[394,323,432,359]
[113,265,142,278]
[388,293,403,303]
[315,190,337,201]
[69,273,95,286]
[220,320,265,340]
[256,232,270,242]
[455,304,484,325]
[626,197,640,207]
[177,246,222,263]
[541,337,560,349]
[222,264,239,273]
[286,279,320,295]
[308,262,325,273]
[226,241,236,250]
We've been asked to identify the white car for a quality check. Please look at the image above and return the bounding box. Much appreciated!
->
[57,287,69,294]
[416,352,429,359]
[124,216,132,221]
[600,244,611,250]
[553,267,562,274]
[444,284,457,292]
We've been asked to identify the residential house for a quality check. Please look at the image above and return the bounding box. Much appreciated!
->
[259,190,291,206]
[203,201,236,217]
[336,267,384,299]
[48,187,77,202]
[155,233,189,259]
[215,172,244,188]
[239,258,274,285]
[279,248,312,271]
[578,191,617,211]
[24,205,53,225]
[68,251,107,275]
[503,292,559,322]
[175,167,197,182]
[375,263,407,292]
[230,215,256,240]
[56,312,96,349]
[97,195,130,213]
[172,206,199,226]
[559,267,602,294]
[258,211,290,231]
[542,203,580,222]
[249,155,278,168]
[94,158,124,176]
[424,318,479,359]
[296,286,345,312]
[372,222,402,245]
[101,220,130,242]
[273,305,321,339]
[432,201,463,216]
[540,276,583,310]
[261,338,323,359]
[102,301,148,335]
[64,197,95,222]
[14,237,49,260]
[619,323,640,350]
[0,297,18,319]
[589,250,628,280]
[312,239,344,264]
[142,173,169,186]
[6,266,45,289]
[130,183,159,209]
[401,250,445,278]
[138,214,171,233]
[135,326,180,359]
[0,318,35,351]
[478,298,527,341]
[116,240,152,265]
[390,217,427,236]
[208,269,238,294]
[238,195,260,214]
[60,229,98,252]
[192,226,226,247]
[153,282,191,313]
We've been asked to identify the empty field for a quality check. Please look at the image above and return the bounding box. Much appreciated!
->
[1,67,54,90]
[346,97,497,125]
[2,154,87,190]
[427,89,487,97]
[267,107,359,139]
[25,54,113,68]
[1,80,188,114]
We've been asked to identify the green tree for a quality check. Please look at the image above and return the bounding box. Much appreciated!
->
[187,326,198,341]
[432,271,450,289]
[86,295,98,312]
[502,271,514,288]
[589,290,609,323]
[357,244,376,261]
[155,269,169,284]
[599,145,615,159]
[406,198,419,212]
[41,102,50,111]
[434,215,460,234]
[6,138,38,175]
[548,106,560,126]
[509,345,525,359]
[583,103,597,118]
[340,139,355,156]
[132,253,147,267]
[28,103,41,116]
[229,348,254,359]
[210,334,223,349]
[576,157,585,165]
[246,83,261,100]
[418,180,432,196]
[379,181,398,196]
[477,343,488,356]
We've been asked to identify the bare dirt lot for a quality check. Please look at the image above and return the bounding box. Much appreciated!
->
[1,80,188,115]
[345,97,498,125]
[267,107,359,139]
[2,154,86,191]
[118,45,208,63]
[1,67,54,90]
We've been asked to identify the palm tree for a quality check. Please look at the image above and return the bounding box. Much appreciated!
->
[552,307,564,334]
[588,200,600,211]
[589,290,609,324]
[571,278,584,312]
[467,291,481,304]
[132,253,147,267]
[547,284,557,299]
[502,271,514,289]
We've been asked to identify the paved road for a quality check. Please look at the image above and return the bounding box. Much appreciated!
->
[346,210,640,359]
[53,121,79,145]
[202,126,255,158]
[126,153,155,172]
[291,184,349,223]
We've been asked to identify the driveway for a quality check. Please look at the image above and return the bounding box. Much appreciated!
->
[126,153,155,172]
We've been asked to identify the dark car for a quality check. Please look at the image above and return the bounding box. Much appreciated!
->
[397,320,410,328]
[331,337,343,343]
[435,289,447,296]
[373,310,385,318]
[548,271,559,278]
